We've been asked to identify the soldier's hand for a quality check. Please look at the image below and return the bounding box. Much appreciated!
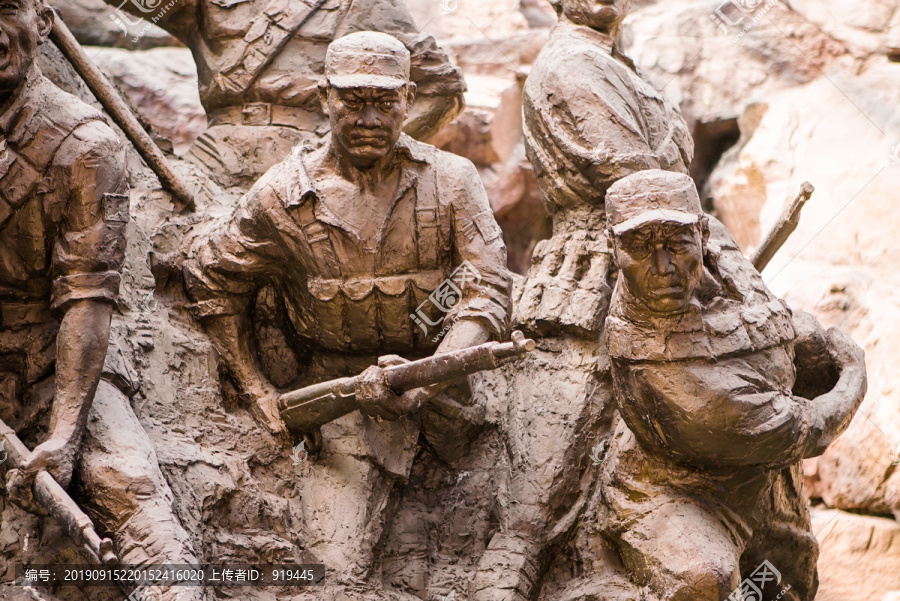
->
[357,356,422,421]
[5,436,76,516]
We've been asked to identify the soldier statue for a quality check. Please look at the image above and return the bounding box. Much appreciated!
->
[599,170,867,601]
[184,32,512,600]
[0,1,201,600]
[472,0,694,598]
[103,0,467,189]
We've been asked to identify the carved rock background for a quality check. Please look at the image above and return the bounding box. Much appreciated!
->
[2,0,898,599]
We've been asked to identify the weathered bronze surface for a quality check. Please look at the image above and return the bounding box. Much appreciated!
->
[0,2,202,600]
[600,170,866,601]
[184,31,512,599]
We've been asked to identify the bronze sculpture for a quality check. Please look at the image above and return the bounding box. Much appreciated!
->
[184,31,512,600]
[472,1,694,599]
[600,169,866,601]
[102,0,467,189]
[0,1,200,600]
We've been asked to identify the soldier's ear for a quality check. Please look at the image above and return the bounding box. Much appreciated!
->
[405,82,417,106]
[318,81,331,117]
[36,3,54,42]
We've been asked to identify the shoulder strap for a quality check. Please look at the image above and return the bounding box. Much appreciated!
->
[414,149,440,271]
[213,0,330,96]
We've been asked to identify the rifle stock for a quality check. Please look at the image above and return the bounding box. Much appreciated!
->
[278,331,535,433]
[0,420,117,566]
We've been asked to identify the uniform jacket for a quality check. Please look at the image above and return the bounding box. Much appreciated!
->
[0,68,128,427]
[185,134,512,356]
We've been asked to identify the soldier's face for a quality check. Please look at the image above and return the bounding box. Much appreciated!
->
[559,0,631,33]
[0,0,52,94]
[614,221,705,314]
[324,84,414,170]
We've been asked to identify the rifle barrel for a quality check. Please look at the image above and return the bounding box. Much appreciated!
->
[385,340,526,392]
[49,17,195,211]
[751,182,814,272]
[278,333,535,433]
[0,420,118,565]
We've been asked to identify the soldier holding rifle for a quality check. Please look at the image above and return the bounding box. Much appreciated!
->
[0,1,200,599]
[184,32,512,600]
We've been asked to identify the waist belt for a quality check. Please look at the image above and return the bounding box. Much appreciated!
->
[0,300,52,329]
[208,103,322,129]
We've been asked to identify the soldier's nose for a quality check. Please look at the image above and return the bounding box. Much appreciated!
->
[651,247,675,274]
[356,105,383,127]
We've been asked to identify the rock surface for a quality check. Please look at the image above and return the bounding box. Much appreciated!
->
[812,508,900,601]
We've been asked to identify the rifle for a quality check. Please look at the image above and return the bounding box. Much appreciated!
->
[49,16,196,211]
[0,419,117,566]
[279,331,536,433]
[751,182,815,272]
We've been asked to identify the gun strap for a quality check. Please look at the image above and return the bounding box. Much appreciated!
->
[414,157,440,271]
[213,0,329,97]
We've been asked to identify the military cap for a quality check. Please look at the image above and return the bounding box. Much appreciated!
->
[325,31,411,90]
[606,170,702,236]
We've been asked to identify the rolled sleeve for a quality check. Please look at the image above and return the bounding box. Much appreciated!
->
[50,123,128,315]
[441,156,512,340]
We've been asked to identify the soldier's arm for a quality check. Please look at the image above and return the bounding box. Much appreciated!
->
[335,0,466,140]
[793,319,867,456]
[443,156,512,350]
[399,31,466,141]
[525,64,662,200]
[183,181,289,436]
[7,124,127,509]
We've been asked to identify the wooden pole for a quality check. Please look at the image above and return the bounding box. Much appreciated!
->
[49,16,196,211]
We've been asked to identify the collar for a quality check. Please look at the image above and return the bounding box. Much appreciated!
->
[284,134,427,246]
[284,133,428,207]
